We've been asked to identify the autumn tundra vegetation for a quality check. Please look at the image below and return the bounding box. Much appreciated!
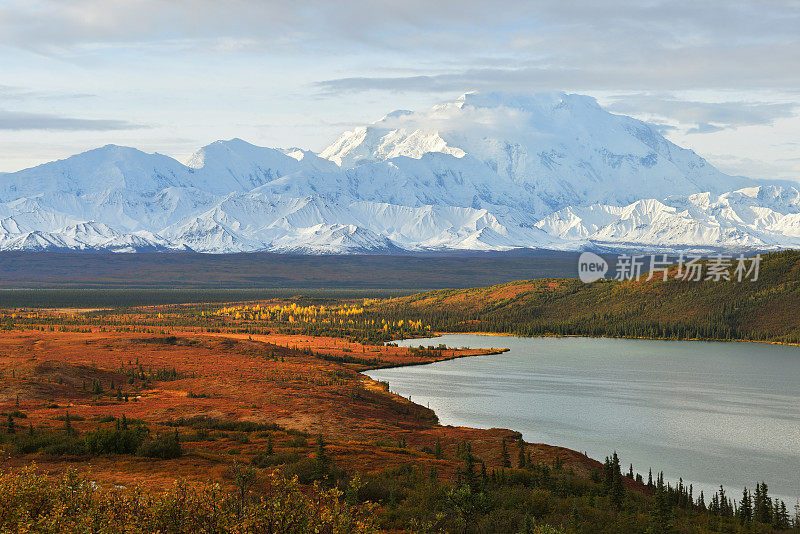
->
[2,251,800,532]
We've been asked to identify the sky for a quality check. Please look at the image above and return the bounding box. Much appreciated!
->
[0,0,798,181]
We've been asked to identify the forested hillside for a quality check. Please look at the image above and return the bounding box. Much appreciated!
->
[373,250,800,343]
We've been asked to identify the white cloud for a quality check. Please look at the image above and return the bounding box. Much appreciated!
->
[606,94,798,134]
[706,154,800,182]
[0,109,146,131]
[0,0,799,180]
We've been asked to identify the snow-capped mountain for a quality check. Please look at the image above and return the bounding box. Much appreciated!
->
[0,91,797,253]
[535,188,800,250]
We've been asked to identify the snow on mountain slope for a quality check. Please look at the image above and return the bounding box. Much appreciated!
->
[0,91,796,253]
[185,138,340,194]
[0,220,173,252]
[0,145,188,201]
[535,185,800,250]
[0,197,80,234]
[162,193,558,253]
[269,224,401,255]
[321,92,751,213]
[321,110,466,166]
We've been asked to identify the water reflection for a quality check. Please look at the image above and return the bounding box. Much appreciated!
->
[366,335,800,501]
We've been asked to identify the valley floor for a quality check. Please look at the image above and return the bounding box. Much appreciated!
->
[1,329,569,487]
[0,300,795,532]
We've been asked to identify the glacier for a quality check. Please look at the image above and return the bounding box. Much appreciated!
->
[0,91,797,254]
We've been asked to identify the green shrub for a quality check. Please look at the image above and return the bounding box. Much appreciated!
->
[13,430,86,456]
[0,467,377,533]
[85,426,147,455]
[286,435,307,448]
[54,414,85,421]
[136,431,182,459]
[251,451,299,468]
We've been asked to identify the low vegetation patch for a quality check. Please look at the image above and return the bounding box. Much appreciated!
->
[0,467,376,533]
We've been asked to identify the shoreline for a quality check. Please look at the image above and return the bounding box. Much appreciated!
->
[367,346,509,371]
[369,331,800,379]
[407,330,800,348]
[367,333,800,504]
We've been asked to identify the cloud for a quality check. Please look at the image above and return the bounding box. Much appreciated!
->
[649,122,679,135]
[314,48,800,93]
[2,0,799,178]
[707,154,800,182]
[0,85,96,101]
[375,100,531,136]
[0,110,146,131]
[0,0,525,54]
[0,1,798,115]
[608,95,797,127]
[686,123,725,135]
[2,1,798,94]
[316,75,457,95]
[305,1,800,95]
[603,94,799,135]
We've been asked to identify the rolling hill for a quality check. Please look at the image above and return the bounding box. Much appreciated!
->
[373,250,800,343]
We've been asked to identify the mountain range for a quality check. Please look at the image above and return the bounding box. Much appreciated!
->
[1,91,798,254]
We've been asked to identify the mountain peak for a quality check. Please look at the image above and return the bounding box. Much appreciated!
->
[208,137,257,149]
[379,110,414,122]
[81,143,150,159]
[319,91,743,206]
[0,91,789,254]
[187,138,261,168]
[455,91,600,111]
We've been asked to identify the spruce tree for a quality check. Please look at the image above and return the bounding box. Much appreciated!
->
[265,433,274,456]
[462,444,477,491]
[754,483,763,522]
[6,413,14,434]
[710,493,720,515]
[739,487,752,524]
[313,434,330,480]
[64,411,73,435]
[433,437,443,459]
[500,439,511,468]
[778,501,790,529]
[771,498,789,529]
[717,486,729,516]
[610,452,624,509]
[652,470,671,531]
[756,482,772,524]
[603,456,613,495]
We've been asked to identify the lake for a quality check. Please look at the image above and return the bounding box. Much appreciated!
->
[365,335,800,502]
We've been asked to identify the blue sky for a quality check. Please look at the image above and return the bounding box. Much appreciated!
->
[1,0,798,181]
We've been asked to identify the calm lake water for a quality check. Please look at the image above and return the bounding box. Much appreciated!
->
[366,335,800,501]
